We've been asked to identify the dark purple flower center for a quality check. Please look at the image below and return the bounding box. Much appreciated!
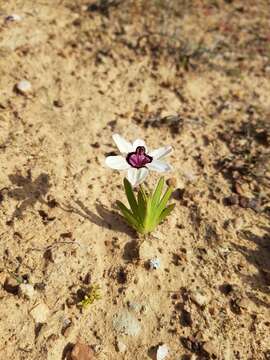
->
[126,146,153,169]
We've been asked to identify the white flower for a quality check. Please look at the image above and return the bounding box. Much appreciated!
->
[105,134,173,187]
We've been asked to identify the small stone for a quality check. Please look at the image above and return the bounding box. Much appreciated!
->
[190,290,208,307]
[113,310,141,336]
[248,198,260,211]
[19,283,36,300]
[91,142,100,149]
[149,258,161,270]
[16,80,32,94]
[30,303,50,323]
[223,194,239,206]
[180,309,192,327]
[83,272,91,285]
[53,99,64,107]
[5,14,22,22]
[116,339,127,353]
[238,196,251,209]
[156,344,169,360]
[73,18,81,26]
[232,217,243,231]
[234,181,245,196]
[219,283,234,295]
[34,282,46,291]
[4,276,19,294]
[70,343,95,360]
[173,188,185,200]
[61,318,73,337]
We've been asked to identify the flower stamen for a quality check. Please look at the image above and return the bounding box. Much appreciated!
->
[126,146,153,169]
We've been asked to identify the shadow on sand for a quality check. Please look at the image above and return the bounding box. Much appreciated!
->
[7,170,51,221]
[61,199,136,239]
[231,225,270,308]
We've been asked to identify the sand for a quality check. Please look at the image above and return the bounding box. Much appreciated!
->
[0,0,269,359]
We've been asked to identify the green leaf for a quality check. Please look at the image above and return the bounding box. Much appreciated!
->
[156,186,173,217]
[137,190,147,220]
[124,178,141,222]
[116,200,140,231]
[116,178,175,234]
[158,203,175,223]
[151,177,164,210]
[139,184,148,202]
[144,195,154,230]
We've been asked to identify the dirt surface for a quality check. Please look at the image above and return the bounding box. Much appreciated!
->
[0,1,270,359]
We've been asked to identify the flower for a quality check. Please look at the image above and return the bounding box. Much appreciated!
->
[105,134,173,187]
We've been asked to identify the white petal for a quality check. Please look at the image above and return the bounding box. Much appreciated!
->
[112,134,133,154]
[149,145,173,160]
[133,138,147,152]
[127,167,149,187]
[105,156,130,170]
[147,160,172,172]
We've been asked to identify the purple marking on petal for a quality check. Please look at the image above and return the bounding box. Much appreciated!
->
[126,146,153,169]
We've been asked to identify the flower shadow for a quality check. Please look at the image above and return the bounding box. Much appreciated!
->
[62,199,136,238]
[231,226,270,308]
[7,170,51,221]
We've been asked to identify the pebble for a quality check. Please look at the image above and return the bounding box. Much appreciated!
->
[5,14,22,22]
[4,276,19,294]
[70,343,95,360]
[18,283,36,300]
[173,188,185,200]
[190,290,209,307]
[113,310,141,336]
[224,194,239,206]
[232,217,243,231]
[149,258,161,270]
[53,99,64,108]
[16,80,32,94]
[61,318,73,337]
[30,303,50,323]
[156,344,169,360]
[116,339,127,353]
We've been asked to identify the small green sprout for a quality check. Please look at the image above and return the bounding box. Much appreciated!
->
[78,284,102,309]
[117,177,175,234]
[8,271,24,284]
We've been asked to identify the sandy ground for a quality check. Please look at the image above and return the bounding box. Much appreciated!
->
[0,0,270,359]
